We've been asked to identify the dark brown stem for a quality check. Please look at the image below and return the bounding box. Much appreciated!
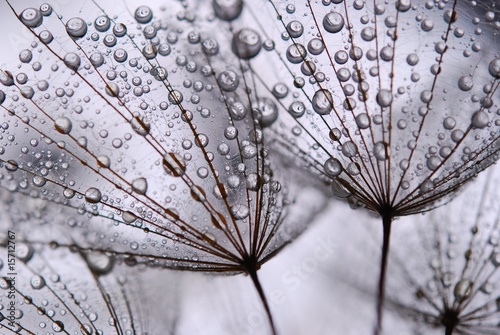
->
[248,269,278,335]
[445,325,455,335]
[374,212,393,335]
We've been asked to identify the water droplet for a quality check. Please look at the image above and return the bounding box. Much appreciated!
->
[20,8,43,28]
[376,89,393,107]
[324,158,343,177]
[426,155,441,171]
[257,97,278,127]
[457,76,474,91]
[213,0,243,21]
[163,152,186,177]
[130,116,150,136]
[94,15,111,32]
[454,279,472,302]
[373,142,388,161]
[308,38,324,55]
[286,20,304,38]
[230,204,249,219]
[471,110,489,129]
[396,0,411,12]
[87,253,114,275]
[312,89,333,115]
[288,101,305,118]
[131,177,148,195]
[30,275,45,289]
[85,187,102,203]
[225,101,246,121]
[286,43,307,64]
[134,6,153,24]
[113,23,127,37]
[232,28,262,59]
[342,141,358,158]
[122,211,137,224]
[54,117,72,134]
[39,3,52,16]
[66,17,87,38]
[218,70,239,91]
[63,52,81,71]
[323,12,345,33]
[488,58,500,78]
[406,53,419,66]
[421,18,434,32]
[19,49,33,63]
[272,83,289,99]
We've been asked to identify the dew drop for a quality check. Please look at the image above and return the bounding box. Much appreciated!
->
[134,6,153,24]
[323,12,345,33]
[232,28,262,60]
[85,187,102,203]
[488,59,500,78]
[230,204,249,220]
[373,142,388,161]
[63,52,81,71]
[286,44,307,64]
[54,117,72,134]
[471,111,489,129]
[66,17,87,38]
[376,89,393,107]
[20,8,43,28]
[288,101,305,118]
[94,15,111,32]
[308,38,324,55]
[30,275,45,290]
[163,152,186,177]
[324,158,343,177]
[312,89,333,115]
[131,177,148,195]
[218,70,239,92]
[342,141,358,157]
[213,0,243,21]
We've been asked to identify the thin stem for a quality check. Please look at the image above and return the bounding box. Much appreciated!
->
[445,325,455,335]
[248,269,277,335]
[375,212,393,335]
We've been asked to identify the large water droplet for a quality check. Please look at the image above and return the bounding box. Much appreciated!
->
[54,117,72,134]
[134,6,153,24]
[218,70,239,91]
[163,152,186,177]
[232,28,262,59]
[63,52,81,71]
[66,17,87,38]
[324,158,343,177]
[20,8,43,28]
[85,187,102,203]
[213,0,243,21]
[131,177,148,195]
[471,110,489,129]
[312,89,333,115]
[323,12,344,33]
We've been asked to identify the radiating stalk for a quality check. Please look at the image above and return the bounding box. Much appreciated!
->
[248,269,277,335]
[374,212,393,335]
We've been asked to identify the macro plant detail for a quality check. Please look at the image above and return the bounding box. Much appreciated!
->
[382,166,500,335]
[0,1,326,334]
[0,241,153,334]
[0,0,498,334]
[199,0,499,333]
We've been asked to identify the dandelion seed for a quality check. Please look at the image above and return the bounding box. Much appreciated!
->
[0,2,326,334]
[384,166,500,335]
[206,0,499,333]
[0,241,153,334]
